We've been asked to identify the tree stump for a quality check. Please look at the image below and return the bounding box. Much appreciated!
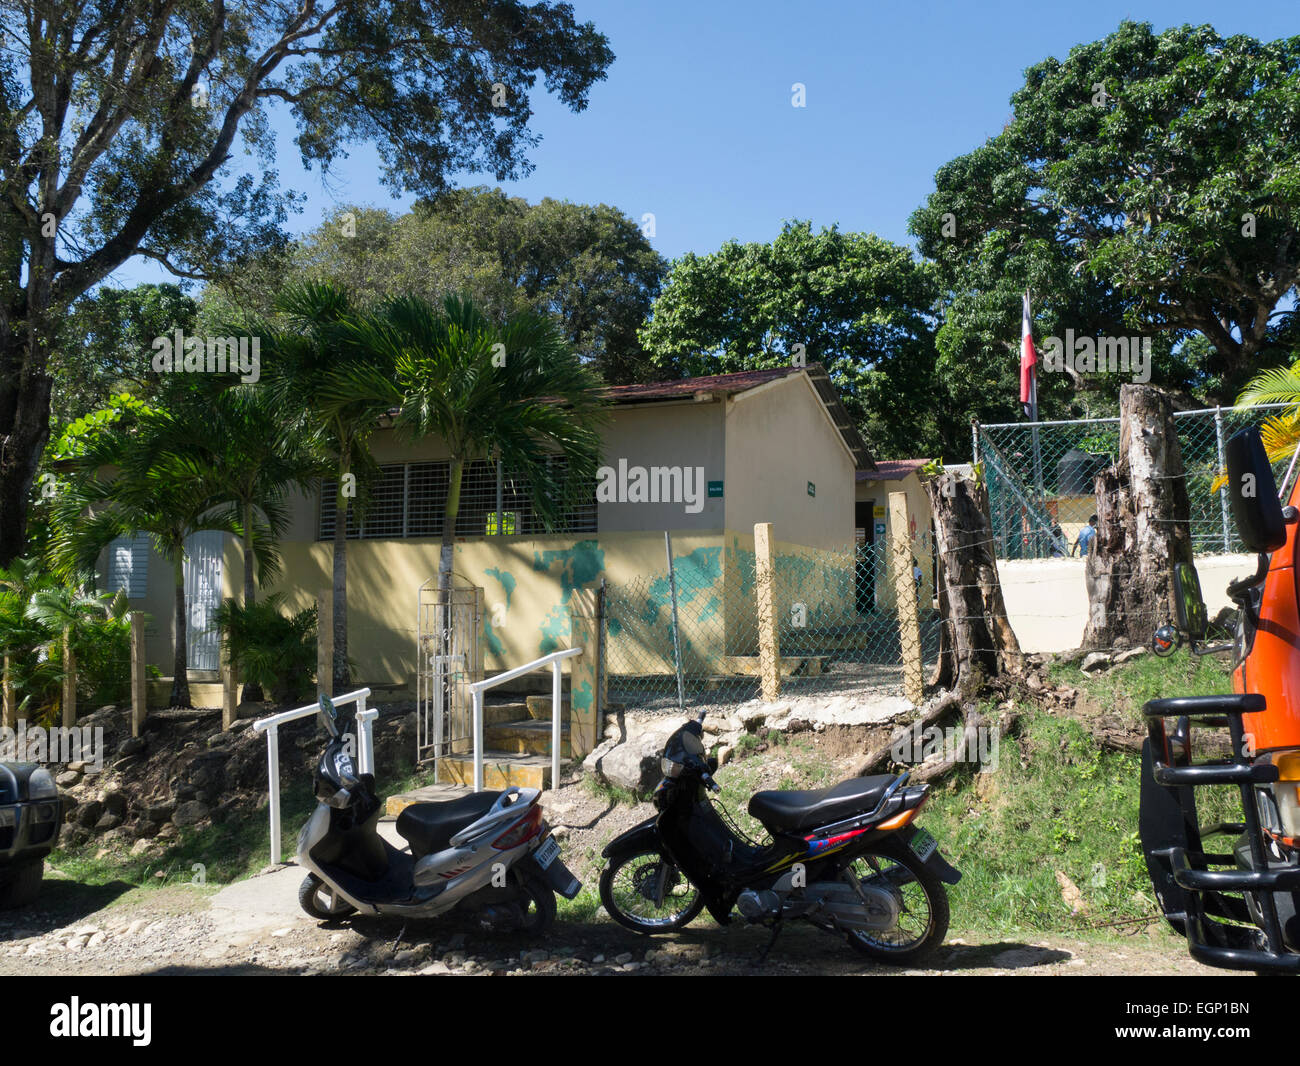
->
[1082,385,1195,650]
[926,469,1023,696]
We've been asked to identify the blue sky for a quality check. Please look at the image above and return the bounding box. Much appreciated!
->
[113,0,1300,288]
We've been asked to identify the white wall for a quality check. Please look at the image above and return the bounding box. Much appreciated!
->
[1000,553,1256,653]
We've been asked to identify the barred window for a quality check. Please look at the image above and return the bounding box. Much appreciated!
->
[317,459,595,540]
[106,533,150,597]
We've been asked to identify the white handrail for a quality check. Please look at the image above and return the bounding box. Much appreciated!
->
[468,648,582,793]
[253,687,375,866]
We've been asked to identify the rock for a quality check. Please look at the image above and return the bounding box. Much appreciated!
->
[74,800,103,829]
[133,820,160,839]
[1113,646,1148,665]
[117,736,147,758]
[716,745,734,768]
[129,838,154,857]
[1025,672,1043,693]
[235,701,266,721]
[207,732,233,748]
[56,770,81,788]
[102,790,127,816]
[172,801,211,827]
[144,800,176,822]
[585,723,686,795]
[737,707,769,730]
[67,760,86,773]
[1080,652,1111,673]
[94,812,123,833]
[613,952,633,965]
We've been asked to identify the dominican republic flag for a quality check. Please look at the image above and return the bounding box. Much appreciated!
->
[1020,290,1038,421]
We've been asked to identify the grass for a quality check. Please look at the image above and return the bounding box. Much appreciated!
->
[921,651,1241,937]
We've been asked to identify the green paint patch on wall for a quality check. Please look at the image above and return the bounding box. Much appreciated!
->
[537,603,572,655]
[571,678,593,713]
[532,540,605,603]
[483,619,505,656]
[484,567,516,608]
[648,546,723,607]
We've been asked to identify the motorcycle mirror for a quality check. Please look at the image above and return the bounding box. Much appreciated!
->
[1225,427,1287,553]
[319,692,339,738]
[1152,624,1182,658]
[1172,563,1207,641]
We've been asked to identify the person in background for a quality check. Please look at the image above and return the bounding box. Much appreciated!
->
[1073,514,1098,557]
[1050,524,1066,558]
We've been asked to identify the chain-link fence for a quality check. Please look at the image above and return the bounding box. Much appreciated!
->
[977,405,1290,560]
[603,536,940,715]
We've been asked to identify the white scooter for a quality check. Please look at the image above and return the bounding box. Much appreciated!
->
[296,694,580,932]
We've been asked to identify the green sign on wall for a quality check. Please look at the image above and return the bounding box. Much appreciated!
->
[707,480,724,498]
[807,481,816,497]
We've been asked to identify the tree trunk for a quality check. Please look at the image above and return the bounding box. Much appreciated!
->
[240,498,263,702]
[170,555,191,708]
[926,469,1023,698]
[332,481,350,694]
[0,328,54,568]
[438,458,464,592]
[1082,385,1195,651]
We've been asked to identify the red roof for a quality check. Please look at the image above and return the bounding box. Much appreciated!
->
[604,366,800,402]
[856,459,928,483]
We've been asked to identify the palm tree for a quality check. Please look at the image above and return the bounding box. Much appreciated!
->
[1210,361,1300,494]
[49,402,239,708]
[253,282,396,692]
[331,294,608,592]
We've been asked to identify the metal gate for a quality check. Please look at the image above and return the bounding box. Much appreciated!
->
[184,530,224,671]
[416,582,483,775]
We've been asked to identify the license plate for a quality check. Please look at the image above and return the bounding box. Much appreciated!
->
[534,836,559,869]
[910,828,937,861]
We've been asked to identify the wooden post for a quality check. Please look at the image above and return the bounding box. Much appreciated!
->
[317,588,333,697]
[130,612,147,738]
[61,625,76,729]
[889,491,925,706]
[2,654,13,731]
[754,522,780,703]
[568,587,602,757]
[221,642,238,731]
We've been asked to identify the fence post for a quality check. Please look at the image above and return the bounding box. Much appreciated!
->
[317,588,333,698]
[1214,406,1231,553]
[754,522,781,703]
[888,491,925,706]
[61,624,76,729]
[568,587,601,758]
[2,654,13,731]
[130,612,147,738]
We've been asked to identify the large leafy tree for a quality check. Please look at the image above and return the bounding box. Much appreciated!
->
[638,221,942,458]
[211,188,666,384]
[912,20,1300,421]
[0,1,614,567]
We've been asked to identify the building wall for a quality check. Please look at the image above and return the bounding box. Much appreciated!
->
[724,375,856,550]
[856,472,935,607]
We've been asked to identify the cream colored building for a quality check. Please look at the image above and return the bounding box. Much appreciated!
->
[101,365,874,697]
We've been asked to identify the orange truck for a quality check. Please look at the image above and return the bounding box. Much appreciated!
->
[1142,425,1300,972]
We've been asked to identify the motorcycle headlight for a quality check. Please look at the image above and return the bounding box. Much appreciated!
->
[660,757,683,778]
[27,767,58,800]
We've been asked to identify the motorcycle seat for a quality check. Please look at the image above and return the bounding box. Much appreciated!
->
[396,790,502,858]
[748,775,896,834]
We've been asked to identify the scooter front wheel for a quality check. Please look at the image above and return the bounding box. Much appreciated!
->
[299,874,358,921]
[600,849,704,933]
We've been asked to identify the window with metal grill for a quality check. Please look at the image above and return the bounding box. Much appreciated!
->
[317,460,596,540]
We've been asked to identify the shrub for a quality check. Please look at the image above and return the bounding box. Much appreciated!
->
[213,594,317,703]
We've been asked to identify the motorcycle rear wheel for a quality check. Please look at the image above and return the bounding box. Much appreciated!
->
[298,874,358,921]
[514,875,558,934]
[600,849,705,933]
[842,847,949,965]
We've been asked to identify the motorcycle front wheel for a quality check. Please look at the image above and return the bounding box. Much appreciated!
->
[842,847,949,965]
[600,849,705,933]
[298,874,358,921]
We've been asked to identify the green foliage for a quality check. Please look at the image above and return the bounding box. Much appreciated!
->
[213,595,318,703]
[911,20,1300,416]
[640,220,943,458]
[212,190,666,385]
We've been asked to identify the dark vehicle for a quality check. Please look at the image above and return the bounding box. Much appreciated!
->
[1141,425,1300,972]
[0,762,61,908]
[599,715,960,963]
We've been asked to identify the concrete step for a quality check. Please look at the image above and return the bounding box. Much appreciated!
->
[485,718,571,757]
[438,752,557,791]
[524,694,570,720]
[482,700,530,726]
[384,782,475,819]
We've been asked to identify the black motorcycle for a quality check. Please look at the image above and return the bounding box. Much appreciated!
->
[599,715,960,963]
